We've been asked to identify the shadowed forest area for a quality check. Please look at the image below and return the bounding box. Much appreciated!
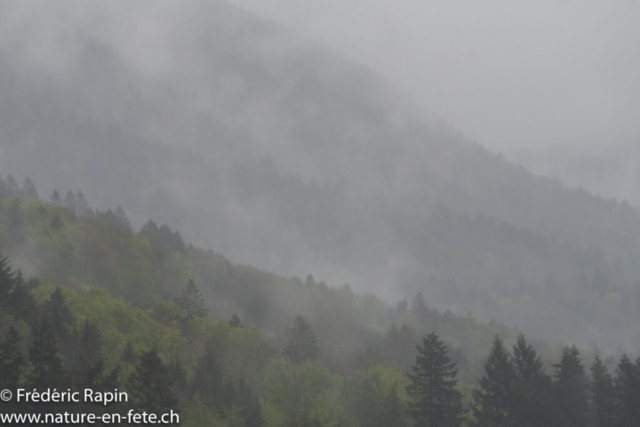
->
[1,176,639,426]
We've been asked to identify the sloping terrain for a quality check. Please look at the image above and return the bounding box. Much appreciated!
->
[1,0,639,348]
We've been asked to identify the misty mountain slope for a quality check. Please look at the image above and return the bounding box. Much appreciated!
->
[1,0,640,347]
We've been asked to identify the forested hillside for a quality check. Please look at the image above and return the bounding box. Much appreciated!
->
[2,180,640,427]
[1,0,639,351]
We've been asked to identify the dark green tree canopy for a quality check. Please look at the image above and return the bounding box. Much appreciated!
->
[471,335,517,427]
[553,345,590,427]
[174,279,208,320]
[189,342,225,409]
[127,347,177,413]
[591,355,616,427]
[0,326,26,391]
[614,354,640,426]
[229,313,243,328]
[21,177,38,199]
[284,315,319,364]
[28,320,68,390]
[407,331,463,427]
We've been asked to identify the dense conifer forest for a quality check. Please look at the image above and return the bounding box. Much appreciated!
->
[2,175,639,426]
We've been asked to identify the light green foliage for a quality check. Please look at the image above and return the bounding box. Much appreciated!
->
[33,285,190,375]
[183,394,226,427]
[3,191,612,426]
[343,365,411,427]
[262,358,348,427]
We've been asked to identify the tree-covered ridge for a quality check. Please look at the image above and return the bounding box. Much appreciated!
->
[0,174,525,379]
[2,1,640,353]
[1,177,640,426]
[2,258,640,426]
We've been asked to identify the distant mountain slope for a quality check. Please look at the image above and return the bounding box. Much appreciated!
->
[1,0,639,347]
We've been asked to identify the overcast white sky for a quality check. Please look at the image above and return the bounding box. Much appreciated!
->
[231,0,640,154]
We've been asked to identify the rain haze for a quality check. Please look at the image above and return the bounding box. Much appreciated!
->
[2,3,640,424]
[233,0,640,199]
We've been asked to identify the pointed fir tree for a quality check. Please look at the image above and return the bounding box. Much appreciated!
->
[114,205,131,230]
[284,315,319,364]
[127,348,177,413]
[73,318,104,387]
[511,334,556,427]
[50,189,62,205]
[0,174,6,198]
[189,342,225,410]
[590,356,616,427]
[471,335,517,427]
[0,253,16,307]
[6,270,37,325]
[21,177,38,199]
[6,197,25,246]
[174,279,208,321]
[64,189,77,213]
[305,274,315,287]
[553,345,590,427]
[0,327,26,391]
[28,320,68,390]
[4,174,19,196]
[411,292,426,312]
[613,354,640,427]
[407,331,463,427]
[172,230,186,252]
[229,313,243,328]
[44,287,74,339]
[75,191,92,216]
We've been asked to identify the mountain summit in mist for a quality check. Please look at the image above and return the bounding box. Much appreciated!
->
[1,0,639,350]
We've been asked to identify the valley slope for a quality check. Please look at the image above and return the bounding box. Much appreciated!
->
[0,0,638,349]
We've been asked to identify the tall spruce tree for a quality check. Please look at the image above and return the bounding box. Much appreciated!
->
[411,292,426,312]
[75,191,92,216]
[6,198,25,246]
[0,327,26,391]
[511,334,556,427]
[127,348,177,413]
[50,189,62,205]
[64,190,77,212]
[284,315,319,364]
[44,287,74,339]
[7,271,37,325]
[174,279,208,320]
[553,346,591,427]
[613,354,640,427]
[73,318,105,388]
[21,177,38,199]
[590,356,616,427]
[0,174,6,197]
[229,313,243,328]
[4,174,19,196]
[0,253,16,307]
[406,331,463,427]
[189,342,225,410]
[237,378,265,427]
[114,205,132,230]
[471,335,517,427]
[28,320,68,390]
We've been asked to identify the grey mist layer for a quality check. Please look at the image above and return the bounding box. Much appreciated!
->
[1,0,639,351]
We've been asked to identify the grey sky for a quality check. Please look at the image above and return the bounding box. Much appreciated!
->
[231,0,640,153]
